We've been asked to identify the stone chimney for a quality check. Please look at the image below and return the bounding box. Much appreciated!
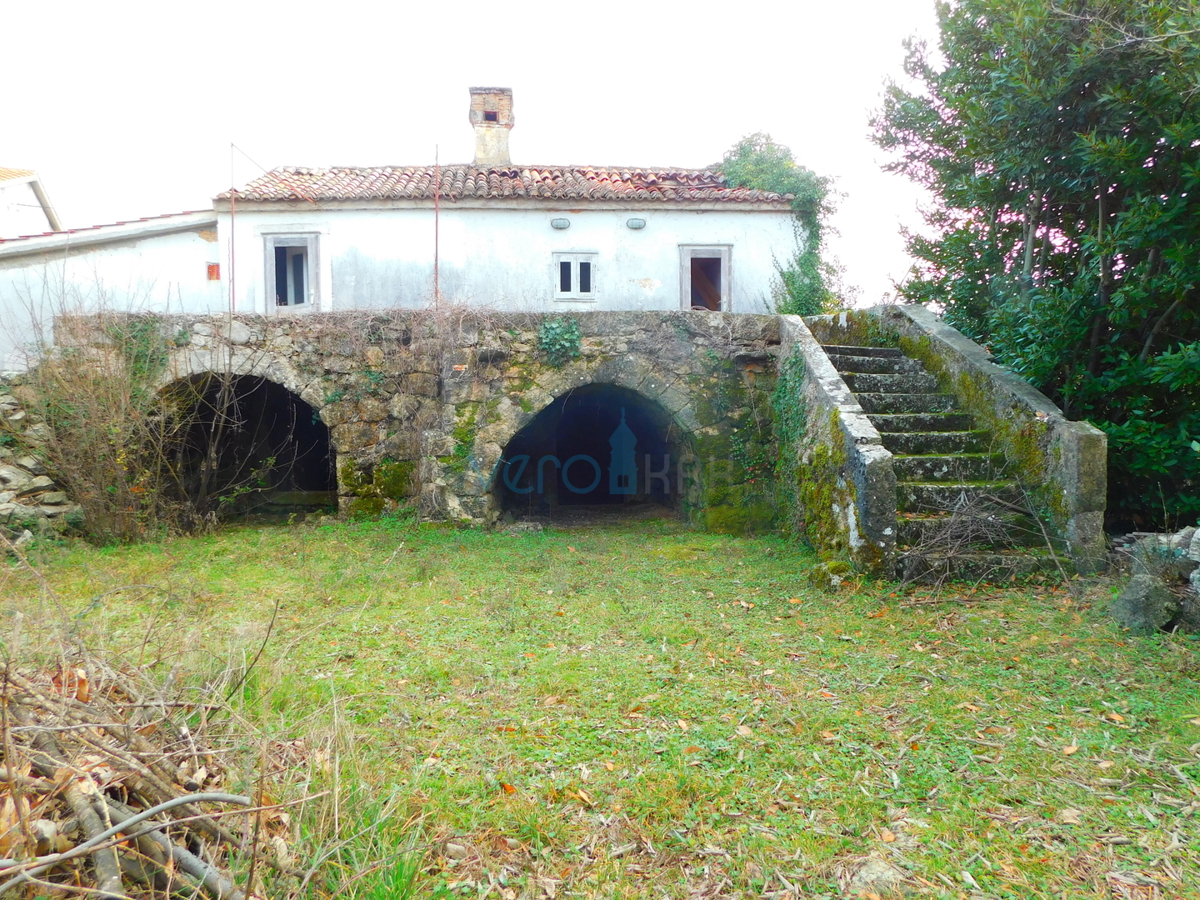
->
[469,87,514,167]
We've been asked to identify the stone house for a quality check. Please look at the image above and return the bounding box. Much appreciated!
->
[0,88,799,371]
[215,88,797,317]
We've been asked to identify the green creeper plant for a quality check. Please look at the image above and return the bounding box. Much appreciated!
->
[717,134,848,315]
[537,318,582,368]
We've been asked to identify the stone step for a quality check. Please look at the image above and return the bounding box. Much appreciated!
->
[821,344,904,359]
[869,413,975,433]
[842,372,940,394]
[895,548,1063,583]
[895,511,1047,548]
[856,392,959,414]
[827,354,927,375]
[897,480,1022,513]
[881,430,989,455]
[892,453,1005,482]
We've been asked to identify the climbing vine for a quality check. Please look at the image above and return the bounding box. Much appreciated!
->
[717,134,849,315]
[537,318,582,367]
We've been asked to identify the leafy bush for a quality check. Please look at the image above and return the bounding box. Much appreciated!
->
[717,134,848,314]
[872,0,1200,528]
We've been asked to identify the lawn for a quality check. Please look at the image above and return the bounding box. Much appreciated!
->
[3,515,1198,899]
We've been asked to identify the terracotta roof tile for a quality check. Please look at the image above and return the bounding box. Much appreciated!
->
[0,168,36,183]
[217,166,791,204]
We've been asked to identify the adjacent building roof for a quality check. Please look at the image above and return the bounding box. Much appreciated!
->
[0,210,216,259]
[0,168,62,232]
[218,166,792,205]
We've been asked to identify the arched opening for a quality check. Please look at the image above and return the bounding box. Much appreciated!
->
[493,383,697,524]
[164,374,336,518]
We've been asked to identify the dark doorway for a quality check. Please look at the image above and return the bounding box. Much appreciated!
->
[690,257,722,310]
[166,375,335,518]
[494,384,695,523]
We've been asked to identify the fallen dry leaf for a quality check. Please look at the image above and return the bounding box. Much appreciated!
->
[1057,808,1083,825]
[735,725,753,737]
[683,745,702,755]
[1106,712,1126,723]
[1062,745,1079,756]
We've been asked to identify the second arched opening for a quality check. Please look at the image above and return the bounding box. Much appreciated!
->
[493,383,697,524]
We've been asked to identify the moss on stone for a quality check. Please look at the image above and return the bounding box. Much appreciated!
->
[795,408,860,566]
[898,332,1067,530]
[376,460,417,500]
[704,502,777,535]
[346,496,386,519]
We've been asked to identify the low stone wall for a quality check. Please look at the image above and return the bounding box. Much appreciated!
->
[808,305,1108,573]
[777,316,895,573]
[0,387,80,540]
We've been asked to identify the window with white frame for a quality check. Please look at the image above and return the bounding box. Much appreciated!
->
[679,245,731,311]
[553,252,598,300]
[265,234,319,309]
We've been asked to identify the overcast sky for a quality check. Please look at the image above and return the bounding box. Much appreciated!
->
[4,0,938,306]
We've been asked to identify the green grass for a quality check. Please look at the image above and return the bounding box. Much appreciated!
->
[4,516,1199,899]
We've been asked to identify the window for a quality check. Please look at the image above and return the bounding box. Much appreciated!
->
[679,245,732,311]
[483,110,499,123]
[264,234,318,309]
[553,252,597,300]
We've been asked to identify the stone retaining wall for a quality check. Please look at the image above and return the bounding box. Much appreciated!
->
[54,310,784,532]
[0,386,80,540]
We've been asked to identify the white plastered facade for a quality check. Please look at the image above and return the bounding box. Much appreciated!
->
[216,201,797,316]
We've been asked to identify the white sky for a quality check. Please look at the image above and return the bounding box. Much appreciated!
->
[4,0,938,306]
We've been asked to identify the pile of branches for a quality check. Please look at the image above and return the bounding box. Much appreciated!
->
[0,663,294,899]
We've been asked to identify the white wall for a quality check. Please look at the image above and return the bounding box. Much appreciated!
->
[217,204,797,315]
[0,180,51,239]
[0,221,225,372]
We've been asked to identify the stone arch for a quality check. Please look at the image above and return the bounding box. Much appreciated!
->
[162,342,329,420]
[159,369,336,517]
[480,375,703,524]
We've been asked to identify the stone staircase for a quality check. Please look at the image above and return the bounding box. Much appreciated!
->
[819,343,1059,581]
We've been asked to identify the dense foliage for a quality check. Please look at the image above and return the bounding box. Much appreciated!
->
[872,0,1200,528]
[717,134,846,315]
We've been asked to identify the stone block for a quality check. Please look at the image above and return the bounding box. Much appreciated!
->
[388,394,420,421]
[377,431,420,460]
[357,397,389,422]
[332,422,378,453]
[404,373,440,398]
[1111,574,1178,634]
[23,424,51,444]
[15,456,46,475]
[0,466,32,492]
[17,476,56,495]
